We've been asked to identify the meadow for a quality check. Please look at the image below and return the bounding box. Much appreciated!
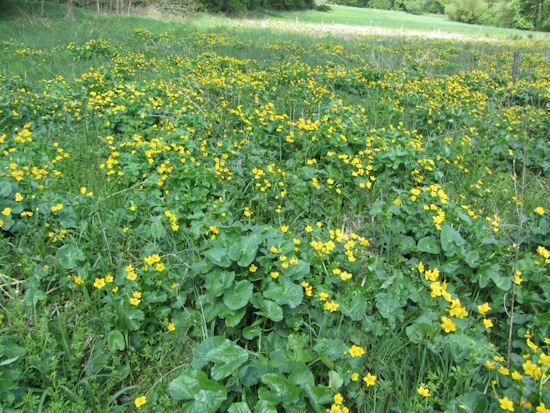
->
[0,2,549,412]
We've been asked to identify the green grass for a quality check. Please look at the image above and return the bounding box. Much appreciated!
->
[248,4,550,38]
[0,2,549,412]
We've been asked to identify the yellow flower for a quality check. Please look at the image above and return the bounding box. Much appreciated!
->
[80,186,87,195]
[319,292,328,301]
[417,386,430,397]
[477,302,491,315]
[441,316,456,333]
[155,263,165,272]
[540,352,550,367]
[523,360,537,377]
[168,323,175,332]
[485,360,495,370]
[534,207,545,215]
[93,278,105,289]
[134,396,147,408]
[511,371,523,380]
[271,272,279,279]
[74,276,82,285]
[129,205,136,211]
[130,297,140,306]
[324,300,339,312]
[334,393,343,405]
[536,403,550,413]
[351,373,359,381]
[2,207,11,216]
[499,397,514,412]
[348,345,365,358]
[498,366,510,376]
[424,268,439,281]
[112,286,119,293]
[105,274,113,283]
[418,261,424,273]
[15,192,23,202]
[363,372,376,387]
[127,271,137,281]
[133,291,142,299]
[281,225,289,233]
[249,264,258,272]
[483,319,493,328]
[305,225,313,233]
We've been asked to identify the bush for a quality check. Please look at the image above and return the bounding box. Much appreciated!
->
[368,0,392,9]
[444,0,494,24]
[403,0,443,14]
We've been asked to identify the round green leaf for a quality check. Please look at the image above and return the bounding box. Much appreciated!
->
[223,280,253,311]
[168,370,227,413]
[57,245,85,270]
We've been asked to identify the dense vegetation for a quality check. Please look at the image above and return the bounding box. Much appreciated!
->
[0,3,549,413]
[10,0,550,30]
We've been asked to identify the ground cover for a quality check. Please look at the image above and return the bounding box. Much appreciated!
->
[0,3,549,412]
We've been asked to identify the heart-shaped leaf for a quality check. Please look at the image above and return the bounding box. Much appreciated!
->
[223,280,253,311]
[168,370,227,412]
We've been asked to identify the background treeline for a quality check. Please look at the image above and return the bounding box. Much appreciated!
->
[332,0,550,31]
[12,0,318,16]
[9,0,550,31]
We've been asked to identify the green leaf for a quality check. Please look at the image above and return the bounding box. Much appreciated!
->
[288,363,314,387]
[440,224,465,252]
[243,318,264,340]
[206,339,249,381]
[304,384,333,413]
[369,200,385,216]
[121,306,144,331]
[254,400,278,413]
[168,370,227,413]
[228,402,253,413]
[224,280,254,311]
[258,299,283,322]
[263,279,303,309]
[225,307,247,327]
[150,216,166,239]
[107,330,125,352]
[193,337,225,370]
[375,292,402,328]
[465,250,480,268]
[260,373,299,404]
[57,245,85,270]
[204,246,232,268]
[417,236,440,254]
[228,234,262,267]
[0,181,12,197]
[205,270,235,298]
[457,391,489,413]
[328,370,343,391]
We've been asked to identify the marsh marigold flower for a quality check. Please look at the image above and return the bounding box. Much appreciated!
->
[93,278,105,289]
[363,372,376,386]
[348,345,365,358]
[441,316,456,333]
[534,207,545,215]
[168,323,175,332]
[324,300,339,312]
[477,302,491,315]
[134,396,147,408]
[499,397,514,412]
[417,386,430,397]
